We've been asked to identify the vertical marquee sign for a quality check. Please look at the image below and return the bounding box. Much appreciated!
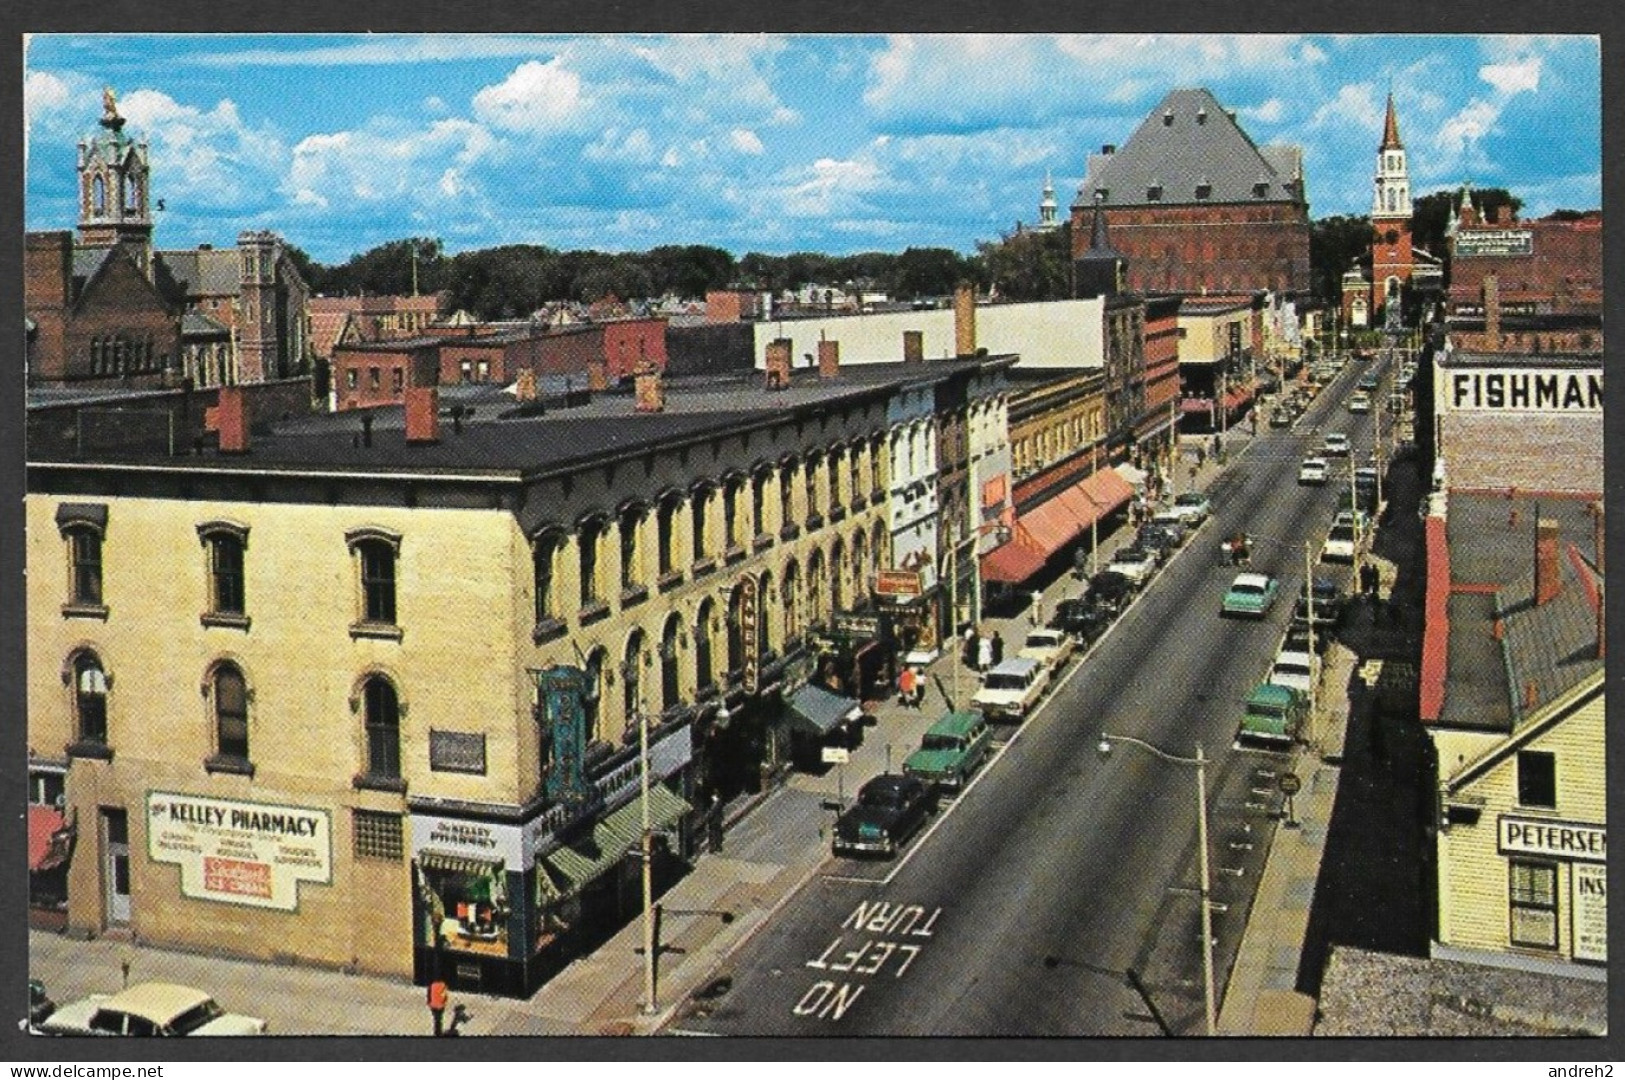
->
[740,575,760,695]
[539,666,591,812]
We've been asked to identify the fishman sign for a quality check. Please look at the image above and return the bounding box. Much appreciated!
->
[147,791,332,910]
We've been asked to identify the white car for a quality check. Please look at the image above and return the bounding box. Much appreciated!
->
[1298,457,1329,485]
[1106,546,1158,585]
[1018,627,1075,673]
[1268,647,1319,694]
[1348,392,1372,414]
[971,657,1050,721]
[1321,432,1351,457]
[1320,521,1359,563]
[34,982,268,1037]
[1167,492,1212,526]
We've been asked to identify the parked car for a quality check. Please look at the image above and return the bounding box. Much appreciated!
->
[1293,578,1346,629]
[1269,406,1295,428]
[1146,511,1188,544]
[1236,682,1308,748]
[1221,572,1281,618]
[1358,372,1381,392]
[903,710,993,793]
[1018,627,1075,673]
[1298,456,1329,485]
[1106,545,1158,585]
[831,774,937,858]
[34,982,268,1037]
[1268,645,1319,695]
[1347,391,1372,414]
[1168,491,1212,526]
[1084,571,1136,613]
[1050,597,1113,644]
[1135,523,1180,561]
[971,657,1050,721]
[1320,521,1359,563]
[1321,432,1352,457]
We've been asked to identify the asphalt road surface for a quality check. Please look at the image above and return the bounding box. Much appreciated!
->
[674,356,1389,1037]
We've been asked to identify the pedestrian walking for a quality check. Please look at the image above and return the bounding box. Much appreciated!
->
[963,627,980,672]
[897,665,916,707]
[1030,589,1044,626]
[911,666,926,708]
[978,633,994,672]
[427,978,448,1037]
[990,630,1005,666]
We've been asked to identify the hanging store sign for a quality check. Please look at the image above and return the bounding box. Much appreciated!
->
[1572,862,1607,963]
[147,792,331,911]
[875,570,922,598]
[1497,815,1606,862]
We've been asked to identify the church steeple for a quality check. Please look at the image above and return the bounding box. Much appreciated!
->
[1380,91,1403,151]
[1372,91,1411,221]
[1038,170,1059,231]
[1368,91,1414,319]
[77,87,154,277]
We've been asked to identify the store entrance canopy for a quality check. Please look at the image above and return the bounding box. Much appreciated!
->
[786,684,862,736]
[543,785,691,899]
[28,806,66,872]
[417,850,504,876]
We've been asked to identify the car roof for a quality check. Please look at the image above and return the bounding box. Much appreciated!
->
[926,710,984,736]
[1231,572,1274,589]
[860,773,913,793]
[1175,491,1206,502]
[986,657,1042,676]
[98,983,214,1023]
[1301,456,1326,465]
[1248,682,1300,705]
[1024,627,1063,640]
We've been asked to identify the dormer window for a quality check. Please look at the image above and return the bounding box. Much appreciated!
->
[1162,110,1174,127]
[1195,181,1212,201]
[1095,188,1109,203]
[1253,182,1269,199]
[1196,108,1208,125]
[1147,184,1163,202]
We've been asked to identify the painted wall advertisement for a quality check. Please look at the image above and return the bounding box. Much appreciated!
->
[147,791,332,910]
[1572,862,1606,963]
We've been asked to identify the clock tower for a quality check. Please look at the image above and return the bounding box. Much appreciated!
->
[1369,92,1413,318]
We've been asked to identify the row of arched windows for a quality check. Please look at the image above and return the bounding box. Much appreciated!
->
[88,335,158,377]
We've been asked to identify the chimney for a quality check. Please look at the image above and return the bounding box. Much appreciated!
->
[215,386,249,454]
[634,365,665,412]
[764,338,792,390]
[903,330,925,363]
[1482,274,1500,350]
[817,338,840,379]
[404,386,440,444]
[1535,518,1561,606]
[586,358,609,392]
[954,284,977,358]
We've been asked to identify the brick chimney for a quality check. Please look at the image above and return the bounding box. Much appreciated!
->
[214,385,249,454]
[404,386,441,444]
[903,330,924,363]
[634,364,665,412]
[586,358,609,393]
[1482,274,1500,350]
[954,283,977,357]
[1534,518,1561,606]
[765,338,792,390]
[817,338,840,379]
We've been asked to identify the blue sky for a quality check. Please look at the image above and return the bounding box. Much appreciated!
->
[23,34,1601,266]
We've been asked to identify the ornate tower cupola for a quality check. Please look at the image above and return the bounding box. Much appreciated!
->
[77,87,154,277]
[1038,171,1059,231]
[1369,91,1414,318]
[1073,192,1128,298]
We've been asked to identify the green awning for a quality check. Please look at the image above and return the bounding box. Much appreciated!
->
[544,785,691,897]
[417,849,503,876]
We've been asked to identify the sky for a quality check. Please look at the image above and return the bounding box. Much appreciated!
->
[22,33,1602,267]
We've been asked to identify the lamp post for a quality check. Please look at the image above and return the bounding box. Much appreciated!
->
[1096,733,1216,1036]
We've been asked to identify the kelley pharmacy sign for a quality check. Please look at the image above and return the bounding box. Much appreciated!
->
[147,792,332,910]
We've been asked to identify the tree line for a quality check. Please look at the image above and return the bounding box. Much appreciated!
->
[288,186,1540,321]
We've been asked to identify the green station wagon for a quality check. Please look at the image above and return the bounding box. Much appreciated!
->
[903,710,993,792]
[1237,681,1308,747]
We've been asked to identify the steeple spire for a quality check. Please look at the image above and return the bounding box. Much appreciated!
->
[1380,91,1403,151]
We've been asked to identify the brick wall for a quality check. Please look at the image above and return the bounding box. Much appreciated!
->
[1071,202,1311,294]
[1440,413,1603,494]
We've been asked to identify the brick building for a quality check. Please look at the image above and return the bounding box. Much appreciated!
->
[1072,87,1311,296]
[1447,201,1603,319]
[331,339,442,411]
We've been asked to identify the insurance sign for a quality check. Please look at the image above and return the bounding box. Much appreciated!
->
[147,792,332,910]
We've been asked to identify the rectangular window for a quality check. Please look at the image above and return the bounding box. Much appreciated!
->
[209,535,245,615]
[369,367,381,390]
[70,531,103,606]
[1517,750,1557,808]
[360,545,397,624]
[346,369,358,391]
[1508,860,1558,949]
[30,770,65,807]
[353,810,404,861]
[477,360,490,381]
[391,368,404,393]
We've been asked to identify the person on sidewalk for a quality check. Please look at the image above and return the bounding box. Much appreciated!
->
[963,626,980,672]
[427,978,448,1037]
[990,630,1005,666]
[897,665,917,708]
[1030,589,1044,626]
[977,633,994,673]
[911,666,926,708]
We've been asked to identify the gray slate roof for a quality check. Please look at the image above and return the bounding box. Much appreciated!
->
[181,309,231,337]
[156,247,241,298]
[1076,87,1304,209]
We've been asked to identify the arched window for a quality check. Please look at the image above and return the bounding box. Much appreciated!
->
[622,631,645,733]
[92,175,106,215]
[212,662,250,764]
[830,538,847,612]
[578,518,603,606]
[198,523,248,619]
[123,173,139,213]
[694,599,715,691]
[781,560,801,644]
[619,506,644,591]
[851,530,869,604]
[532,530,563,625]
[584,648,606,743]
[660,615,682,712]
[352,536,397,625]
[808,549,828,628]
[72,652,109,745]
[726,585,746,675]
[362,675,401,780]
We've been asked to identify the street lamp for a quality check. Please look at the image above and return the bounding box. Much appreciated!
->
[1095,733,1216,1036]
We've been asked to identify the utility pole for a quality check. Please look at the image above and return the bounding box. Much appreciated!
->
[1305,540,1318,753]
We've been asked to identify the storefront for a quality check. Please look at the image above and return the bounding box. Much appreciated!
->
[28,762,73,930]
[783,683,867,770]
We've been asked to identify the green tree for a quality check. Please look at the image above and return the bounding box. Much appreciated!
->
[976,226,1071,301]
[891,247,973,300]
[1309,214,1372,306]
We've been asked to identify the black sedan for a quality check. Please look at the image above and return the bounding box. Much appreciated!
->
[1086,570,1136,612]
[831,774,937,858]
[1050,598,1114,644]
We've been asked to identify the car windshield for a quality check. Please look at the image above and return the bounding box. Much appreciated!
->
[1176,494,1203,506]
[859,784,905,809]
[1024,634,1057,648]
[169,999,226,1035]
[921,734,963,752]
[1233,582,1265,596]
[1274,661,1312,677]
[984,673,1026,691]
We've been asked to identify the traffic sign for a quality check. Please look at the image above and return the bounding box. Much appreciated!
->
[1278,772,1302,796]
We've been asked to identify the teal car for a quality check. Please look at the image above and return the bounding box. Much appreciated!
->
[903,710,993,792]
[1237,681,1308,747]
[1221,572,1280,618]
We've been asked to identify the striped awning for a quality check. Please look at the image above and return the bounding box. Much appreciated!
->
[544,785,691,898]
[417,849,504,876]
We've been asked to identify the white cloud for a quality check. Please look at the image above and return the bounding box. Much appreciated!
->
[730,128,764,155]
[424,95,448,114]
[1243,98,1286,124]
[1434,99,1500,157]
[24,69,74,115]
[472,59,586,133]
[781,156,888,218]
[1480,56,1541,95]
[286,118,496,211]
[584,127,658,165]
[187,35,572,68]
[1308,83,1381,132]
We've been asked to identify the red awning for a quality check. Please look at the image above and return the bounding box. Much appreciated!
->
[1019,496,1085,554]
[1419,515,1451,723]
[29,806,64,871]
[980,539,1049,584]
